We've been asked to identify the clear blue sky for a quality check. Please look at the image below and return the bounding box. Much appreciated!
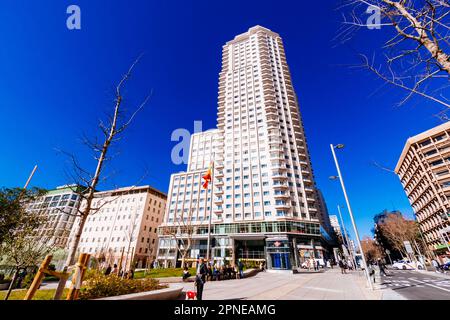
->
[0,0,444,238]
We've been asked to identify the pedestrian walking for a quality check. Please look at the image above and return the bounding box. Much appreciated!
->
[368,262,376,283]
[104,265,112,276]
[338,259,346,274]
[195,258,208,300]
[316,259,320,271]
[238,259,245,279]
[347,259,353,271]
[377,258,387,276]
[432,259,441,273]
[111,263,118,275]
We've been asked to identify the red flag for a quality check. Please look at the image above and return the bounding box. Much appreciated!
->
[202,163,213,189]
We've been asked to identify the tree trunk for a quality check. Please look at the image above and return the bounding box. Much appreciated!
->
[4,268,18,300]
[65,214,88,266]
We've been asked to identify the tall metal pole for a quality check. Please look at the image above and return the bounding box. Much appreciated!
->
[338,204,357,269]
[330,144,373,290]
[206,155,215,263]
[24,165,38,189]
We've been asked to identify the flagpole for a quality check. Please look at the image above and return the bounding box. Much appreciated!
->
[206,153,215,264]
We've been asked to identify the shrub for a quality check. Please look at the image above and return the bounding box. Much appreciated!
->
[78,272,165,300]
[22,273,36,289]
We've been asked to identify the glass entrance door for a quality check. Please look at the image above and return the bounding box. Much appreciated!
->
[270,251,290,269]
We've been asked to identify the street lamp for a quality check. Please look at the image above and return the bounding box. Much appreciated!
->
[330,143,373,290]
[336,204,358,269]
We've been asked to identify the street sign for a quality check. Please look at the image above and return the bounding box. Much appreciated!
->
[403,241,414,254]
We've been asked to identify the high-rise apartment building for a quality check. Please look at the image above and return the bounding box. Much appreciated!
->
[27,184,84,248]
[395,122,450,257]
[67,185,167,270]
[157,26,326,270]
[329,215,342,239]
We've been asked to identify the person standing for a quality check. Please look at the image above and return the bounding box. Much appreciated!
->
[238,259,244,279]
[104,265,112,276]
[432,259,441,273]
[338,259,346,274]
[195,258,207,300]
[378,258,387,276]
[111,264,118,275]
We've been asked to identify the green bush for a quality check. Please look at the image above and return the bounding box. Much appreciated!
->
[78,271,166,300]
[22,273,36,289]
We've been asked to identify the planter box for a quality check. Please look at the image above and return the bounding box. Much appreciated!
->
[95,283,183,300]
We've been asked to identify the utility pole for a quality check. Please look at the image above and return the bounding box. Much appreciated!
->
[330,144,373,290]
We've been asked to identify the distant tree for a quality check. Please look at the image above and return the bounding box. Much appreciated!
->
[338,0,450,116]
[0,187,53,300]
[378,212,420,257]
[162,209,196,269]
[361,236,384,262]
[0,187,45,244]
[373,209,403,260]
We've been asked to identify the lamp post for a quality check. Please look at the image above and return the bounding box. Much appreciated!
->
[330,143,373,290]
[337,204,357,270]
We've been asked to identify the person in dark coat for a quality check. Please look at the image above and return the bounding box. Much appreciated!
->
[338,259,346,274]
[195,258,208,300]
[104,265,112,276]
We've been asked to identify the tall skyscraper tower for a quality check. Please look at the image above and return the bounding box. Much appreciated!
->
[157,26,326,270]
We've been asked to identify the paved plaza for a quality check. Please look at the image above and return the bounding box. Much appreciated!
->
[178,269,382,300]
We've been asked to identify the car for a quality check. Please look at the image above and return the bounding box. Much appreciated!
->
[442,262,450,271]
[392,260,424,270]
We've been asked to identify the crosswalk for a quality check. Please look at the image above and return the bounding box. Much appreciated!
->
[379,271,450,292]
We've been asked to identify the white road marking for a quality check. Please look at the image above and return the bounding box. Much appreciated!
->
[410,278,450,293]
[302,286,343,293]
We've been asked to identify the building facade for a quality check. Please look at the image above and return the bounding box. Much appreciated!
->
[157,26,326,270]
[329,215,342,240]
[67,185,167,270]
[395,122,450,257]
[27,184,84,248]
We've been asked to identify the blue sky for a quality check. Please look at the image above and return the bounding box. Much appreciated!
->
[0,0,445,238]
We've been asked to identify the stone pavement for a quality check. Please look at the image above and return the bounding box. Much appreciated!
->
[178,268,383,300]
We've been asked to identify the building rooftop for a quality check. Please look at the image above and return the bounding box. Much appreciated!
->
[395,121,450,173]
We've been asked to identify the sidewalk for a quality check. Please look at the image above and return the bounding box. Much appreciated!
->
[179,268,383,300]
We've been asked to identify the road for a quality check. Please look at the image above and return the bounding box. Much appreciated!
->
[380,269,450,300]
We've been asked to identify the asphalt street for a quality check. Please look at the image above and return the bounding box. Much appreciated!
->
[380,269,450,300]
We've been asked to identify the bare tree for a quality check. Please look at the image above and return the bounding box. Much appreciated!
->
[123,209,140,273]
[63,56,151,267]
[162,209,197,269]
[378,212,420,257]
[337,0,450,112]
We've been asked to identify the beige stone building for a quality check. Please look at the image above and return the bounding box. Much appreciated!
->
[67,185,167,270]
[395,122,450,256]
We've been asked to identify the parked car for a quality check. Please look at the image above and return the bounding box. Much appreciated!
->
[442,262,450,271]
[392,260,424,270]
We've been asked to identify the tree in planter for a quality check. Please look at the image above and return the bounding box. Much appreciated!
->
[60,56,151,268]
[0,187,54,300]
[338,0,450,115]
